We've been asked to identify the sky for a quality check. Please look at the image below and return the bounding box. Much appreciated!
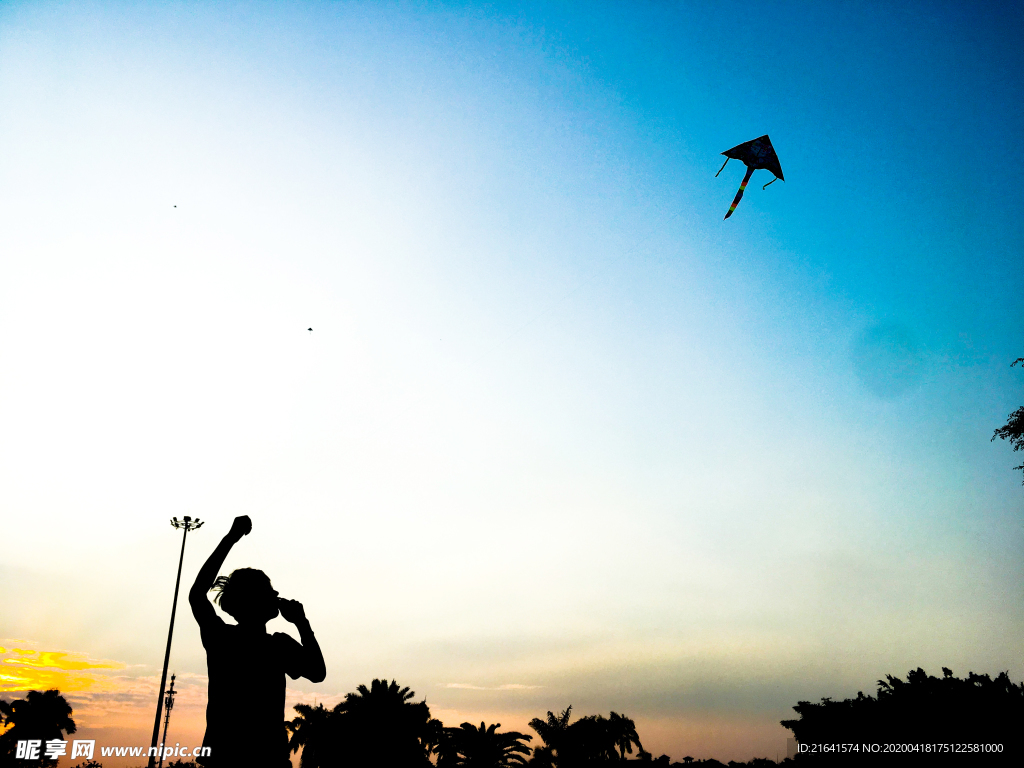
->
[1,0,1023,763]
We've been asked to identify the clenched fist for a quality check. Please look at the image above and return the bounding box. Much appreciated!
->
[228,515,252,541]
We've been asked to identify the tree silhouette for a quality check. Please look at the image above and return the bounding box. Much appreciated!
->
[607,712,642,760]
[528,707,572,767]
[635,753,670,765]
[782,667,1024,763]
[437,721,533,767]
[0,690,76,767]
[992,358,1024,483]
[287,703,337,768]
[528,707,643,767]
[565,715,620,763]
[340,679,438,766]
[288,679,440,768]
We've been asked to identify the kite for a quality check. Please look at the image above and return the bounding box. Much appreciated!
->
[715,135,784,219]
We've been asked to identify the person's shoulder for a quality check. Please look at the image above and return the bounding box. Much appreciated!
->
[197,612,230,643]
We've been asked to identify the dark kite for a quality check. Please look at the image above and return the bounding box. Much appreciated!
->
[716,135,784,219]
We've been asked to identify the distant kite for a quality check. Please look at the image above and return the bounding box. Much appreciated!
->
[716,135,784,219]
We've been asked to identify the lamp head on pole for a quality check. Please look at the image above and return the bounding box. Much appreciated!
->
[170,516,204,532]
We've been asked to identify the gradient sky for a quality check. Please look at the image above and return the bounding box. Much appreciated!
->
[1,1,1023,763]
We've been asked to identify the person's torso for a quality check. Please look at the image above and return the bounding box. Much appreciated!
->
[204,626,290,740]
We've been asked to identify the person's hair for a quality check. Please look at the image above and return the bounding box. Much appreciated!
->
[210,568,272,619]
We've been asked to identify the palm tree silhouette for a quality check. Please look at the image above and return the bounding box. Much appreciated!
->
[527,706,572,767]
[341,679,440,767]
[528,708,569,761]
[0,690,76,767]
[438,721,532,767]
[564,715,619,763]
[528,707,643,766]
[287,703,336,768]
[607,712,642,760]
[288,679,439,768]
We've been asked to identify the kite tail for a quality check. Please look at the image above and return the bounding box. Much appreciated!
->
[724,166,754,219]
[715,157,729,177]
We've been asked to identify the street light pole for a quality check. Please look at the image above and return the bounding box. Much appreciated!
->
[149,516,203,768]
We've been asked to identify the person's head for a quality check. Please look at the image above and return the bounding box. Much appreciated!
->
[211,568,279,625]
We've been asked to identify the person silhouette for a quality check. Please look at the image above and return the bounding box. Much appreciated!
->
[189,515,326,768]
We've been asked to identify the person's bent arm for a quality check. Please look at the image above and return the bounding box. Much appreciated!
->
[279,599,327,683]
[189,515,251,622]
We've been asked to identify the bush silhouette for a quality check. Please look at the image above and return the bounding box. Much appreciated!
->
[782,667,1023,763]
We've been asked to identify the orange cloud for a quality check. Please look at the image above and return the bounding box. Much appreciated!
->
[0,645,126,694]
[0,643,208,737]
[0,641,223,762]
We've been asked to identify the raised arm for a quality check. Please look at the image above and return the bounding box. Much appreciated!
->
[189,515,251,622]
[279,599,327,683]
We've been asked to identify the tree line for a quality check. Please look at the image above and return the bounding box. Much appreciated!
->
[284,679,646,766]
[0,681,773,767]
[4,666,1023,766]
[781,667,1023,765]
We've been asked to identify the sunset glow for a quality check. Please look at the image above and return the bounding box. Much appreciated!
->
[0,645,125,694]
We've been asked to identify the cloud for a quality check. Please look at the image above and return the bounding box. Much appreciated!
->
[0,640,206,734]
[0,642,126,694]
[444,683,543,691]
[64,673,210,731]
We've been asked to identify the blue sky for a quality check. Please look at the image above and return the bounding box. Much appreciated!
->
[1,1,1022,762]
